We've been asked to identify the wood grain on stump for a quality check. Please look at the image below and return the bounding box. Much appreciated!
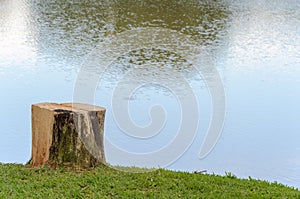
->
[31,103,106,168]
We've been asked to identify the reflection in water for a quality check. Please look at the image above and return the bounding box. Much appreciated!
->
[226,0,300,73]
[0,0,299,188]
[0,0,37,68]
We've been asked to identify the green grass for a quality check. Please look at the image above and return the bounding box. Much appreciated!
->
[0,164,299,198]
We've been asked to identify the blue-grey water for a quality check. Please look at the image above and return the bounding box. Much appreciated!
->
[0,0,299,188]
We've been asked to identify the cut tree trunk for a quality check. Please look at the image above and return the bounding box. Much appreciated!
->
[30,103,106,168]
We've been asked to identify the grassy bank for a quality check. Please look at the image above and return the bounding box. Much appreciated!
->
[0,164,299,198]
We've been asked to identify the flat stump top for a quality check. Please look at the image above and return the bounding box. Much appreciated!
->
[33,102,105,112]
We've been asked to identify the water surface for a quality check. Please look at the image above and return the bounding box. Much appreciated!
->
[0,0,299,188]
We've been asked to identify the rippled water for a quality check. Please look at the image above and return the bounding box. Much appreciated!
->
[0,0,299,188]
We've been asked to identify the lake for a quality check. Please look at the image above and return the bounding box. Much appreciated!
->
[0,0,299,188]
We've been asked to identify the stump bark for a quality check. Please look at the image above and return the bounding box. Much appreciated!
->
[31,103,106,168]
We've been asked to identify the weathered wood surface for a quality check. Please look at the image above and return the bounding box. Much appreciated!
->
[31,103,106,168]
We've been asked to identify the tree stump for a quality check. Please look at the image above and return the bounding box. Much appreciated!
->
[30,103,106,168]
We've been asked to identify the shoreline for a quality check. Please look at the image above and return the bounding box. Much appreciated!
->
[1,163,299,198]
